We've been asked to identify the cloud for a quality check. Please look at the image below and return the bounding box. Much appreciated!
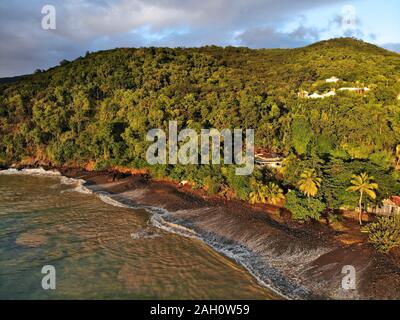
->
[236,24,321,48]
[0,0,83,76]
[325,12,377,42]
[56,0,350,40]
[0,0,377,77]
[235,9,374,49]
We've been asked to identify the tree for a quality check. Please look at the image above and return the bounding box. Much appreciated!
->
[362,215,400,253]
[291,117,313,156]
[396,145,400,168]
[1,40,400,213]
[249,181,267,204]
[264,182,285,205]
[59,59,70,66]
[346,172,378,225]
[249,181,285,205]
[285,190,325,221]
[298,169,321,198]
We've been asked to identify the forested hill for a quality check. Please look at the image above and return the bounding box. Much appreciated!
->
[1,38,400,177]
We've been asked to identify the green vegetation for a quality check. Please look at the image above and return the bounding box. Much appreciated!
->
[249,181,285,205]
[362,215,400,253]
[298,169,322,198]
[346,173,378,225]
[285,190,326,221]
[1,38,400,231]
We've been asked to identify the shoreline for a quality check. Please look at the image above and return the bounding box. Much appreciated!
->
[2,164,400,299]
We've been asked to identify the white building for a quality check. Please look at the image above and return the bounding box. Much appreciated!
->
[369,197,400,216]
[322,90,336,97]
[326,76,340,83]
[255,152,284,169]
[308,93,323,99]
[338,87,370,94]
[298,90,309,98]
[307,91,336,99]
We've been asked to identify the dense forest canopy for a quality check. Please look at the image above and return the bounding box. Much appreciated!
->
[1,37,400,217]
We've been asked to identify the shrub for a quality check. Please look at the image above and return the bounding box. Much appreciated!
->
[362,215,400,253]
[203,175,220,195]
[285,190,326,221]
[222,166,250,201]
[94,159,112,170]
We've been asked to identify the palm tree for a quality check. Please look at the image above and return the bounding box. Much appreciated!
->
[264,182,285,205]
[249,182,267,204]
[249,181,285,205]
[346,172,378,225]
[298,169,322,198]
[396,145,400,167]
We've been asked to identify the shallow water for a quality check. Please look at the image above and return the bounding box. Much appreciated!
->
[0,174,277,299]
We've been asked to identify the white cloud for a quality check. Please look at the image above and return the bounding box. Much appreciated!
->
[0,0,368,76]
[236,25,320,48]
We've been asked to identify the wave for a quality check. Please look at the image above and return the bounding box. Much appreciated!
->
[0,168,61,176]
[0,167,322,299]
[56,172,294,297]
[130,229,160,240]
[148,208,300,299]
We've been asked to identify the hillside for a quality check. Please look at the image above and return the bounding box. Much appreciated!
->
[1,38,400,212]
[0,75,28,85]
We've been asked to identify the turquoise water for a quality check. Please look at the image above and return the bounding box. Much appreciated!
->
[0,173,276,299]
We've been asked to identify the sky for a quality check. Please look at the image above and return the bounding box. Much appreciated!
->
[0,0,399,77]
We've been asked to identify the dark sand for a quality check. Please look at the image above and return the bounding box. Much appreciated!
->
[9,165,400,299]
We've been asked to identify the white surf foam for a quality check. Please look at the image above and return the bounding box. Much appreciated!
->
[60,176,81,185]
[2,167,320,299]
[73,182,93,195]
[147,207,294,299]
[97,192,129,208]
[0,168,61,176]
[130,229,160,240]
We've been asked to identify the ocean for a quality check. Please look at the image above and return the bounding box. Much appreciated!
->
[0,170,276,299]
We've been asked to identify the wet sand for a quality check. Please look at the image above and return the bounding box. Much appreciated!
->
[9,165,400,299]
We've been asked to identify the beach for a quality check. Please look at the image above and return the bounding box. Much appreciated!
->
[42,166,400,300]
